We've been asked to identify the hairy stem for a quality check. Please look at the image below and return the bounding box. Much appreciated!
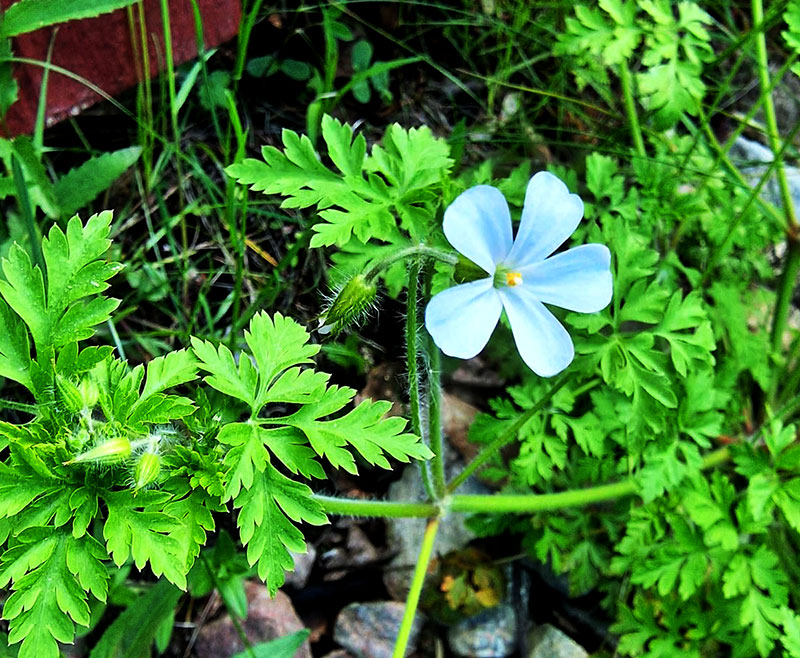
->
[392,518,439,658]
[446,374,569,494]
[406,259,434,501]
[315,495,438,518]
[428,343,446,499]
[364,244,457,282]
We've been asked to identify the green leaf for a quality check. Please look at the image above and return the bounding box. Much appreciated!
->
[653,291,715,376]
[103,490,187,589]
[0,38,18,116]
[0,0,139,37]
[124,349,198,430]
[191,337,258,408]
[0,298,31,389]
[281,385,432,474]
[163,487,218,572]
[741,589,781,657]
[234,463,326,596]
[245,312,321,407]
[0,212,121,356]
[0,528,108,658]
[231,630,310,658]
[89,579,181,658]
[53,147,142,218]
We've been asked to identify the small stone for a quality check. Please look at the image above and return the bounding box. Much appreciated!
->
[285,543,317,589]
[527,624,589,658]
[195,582,311,658]
[322,651,355,658]
[447,603,517,658]
[333,601,422,658]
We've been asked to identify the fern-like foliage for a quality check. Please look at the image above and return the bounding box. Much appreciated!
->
[0,213,430,655]
[226,114,453,248]
[192,311,432,594]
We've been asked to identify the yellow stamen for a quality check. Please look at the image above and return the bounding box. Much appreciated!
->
[505,271,523,287]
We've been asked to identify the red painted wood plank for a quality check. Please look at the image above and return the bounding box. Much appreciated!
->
[1,0,241,136]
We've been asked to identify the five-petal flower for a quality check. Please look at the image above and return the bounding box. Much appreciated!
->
[424,171,612,377]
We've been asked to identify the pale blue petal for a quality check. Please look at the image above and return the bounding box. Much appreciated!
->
[425,279,502,359]
[505,172,584,267]
[499,286,574,377]
[519,244,613,312]
[443,185,513,274]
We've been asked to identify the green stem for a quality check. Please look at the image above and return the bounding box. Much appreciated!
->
[313,447,732,519]
[618,63,646,157]
[771,238,800,355]
[364,245,457,282]
[392,518,439,658]
[406,259,434,501]
[314,495,438,518]
[453,448,731,516]
[446,374,569,494]
[753,0,798,232]
[428,343,446,499]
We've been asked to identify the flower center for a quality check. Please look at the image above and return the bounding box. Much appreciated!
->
[494,266,523,288]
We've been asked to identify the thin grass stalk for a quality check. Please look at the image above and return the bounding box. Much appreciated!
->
[11,155,44,277]
[753,0,798,232]
[618,63,646,157]
[392,518,439,658]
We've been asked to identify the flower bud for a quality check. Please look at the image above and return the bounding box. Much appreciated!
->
[66,436,131,465]
[132,451,161,491]
[318,274,377,335]
[77,378,100,409]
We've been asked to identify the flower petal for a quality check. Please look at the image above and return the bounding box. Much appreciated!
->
[499,286,574,377]
[425,279,502,359]
[443,185,513,274]
[506,171,584,267]
[519,244,613,312]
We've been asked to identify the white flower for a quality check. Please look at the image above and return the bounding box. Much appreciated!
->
[424,171,612,377]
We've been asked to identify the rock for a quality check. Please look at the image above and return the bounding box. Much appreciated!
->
[447,603,517,658]
[195,583,311,658]
[322,651,355,658]
[442,393,480,462]
[285,543,317,589]
[383,459,491,600]
[321,522,382,581]
[730,136,800,212]
[527,624,589,658]
[333,601,423,658]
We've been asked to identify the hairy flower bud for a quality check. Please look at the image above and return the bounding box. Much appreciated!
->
[66,436,131,465]
[318,274,377,335]
[77,378,100,409]
[132,451,161,491]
